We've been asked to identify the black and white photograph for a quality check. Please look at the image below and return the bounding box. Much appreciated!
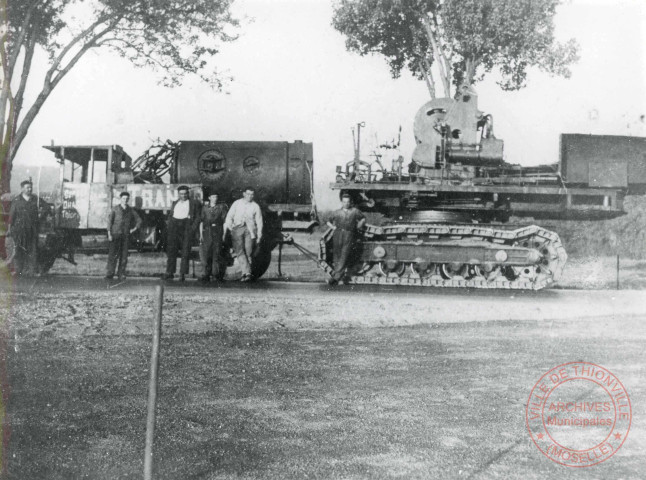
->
[0,0,645,478]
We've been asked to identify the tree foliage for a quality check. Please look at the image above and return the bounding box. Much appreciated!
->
[332,0,579,98]
[0,0,239,193]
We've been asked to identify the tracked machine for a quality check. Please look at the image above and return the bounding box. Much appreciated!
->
[321,86,646,289]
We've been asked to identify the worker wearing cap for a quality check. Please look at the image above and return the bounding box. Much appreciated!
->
[8,180,40,276]
[106,191,142,281]
[164,185,200,281]
[326,194,366,285]
[224,186,263,282]
[199,192,228,282]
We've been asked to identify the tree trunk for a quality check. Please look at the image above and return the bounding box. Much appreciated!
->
[465,57,477,87]
[421,16,451,98]
[9,87,50,165]
[419,60,436,99]
[11,31,37,146]
[0,81,14,196]
[1,148,11,195]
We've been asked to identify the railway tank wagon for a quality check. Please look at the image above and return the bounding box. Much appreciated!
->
[1,140,316,278]
[322,87,646,290]
[168,140,316,278]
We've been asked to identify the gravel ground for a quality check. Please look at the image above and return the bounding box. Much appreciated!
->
[2,282,646,479]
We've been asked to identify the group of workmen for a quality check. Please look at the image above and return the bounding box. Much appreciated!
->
[105,185,263,282]
[8,180,365,284]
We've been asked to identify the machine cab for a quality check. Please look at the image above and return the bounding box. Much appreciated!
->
[44,145,132,229]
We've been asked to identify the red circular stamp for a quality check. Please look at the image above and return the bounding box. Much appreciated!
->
[526,362,631,467]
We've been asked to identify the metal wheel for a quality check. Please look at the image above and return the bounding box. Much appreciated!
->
[514,265,538,281]
[501,265,518,281]
[356,262,375,275]
[440,262,467,279]
[349,262,378,279]
[411,261,436,278]
[378,260,407,277]
[484,266,503,282]
[464,264,485,280]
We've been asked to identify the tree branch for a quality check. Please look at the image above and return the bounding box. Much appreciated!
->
[100,37,176,72]
[0,15,13,148]
[433,14,453,91]
[50,23,114,88]
[7,0,46,80]
[45,12,118,85]
[0,0,10,136]
[0,51,15,175]
[10,20,118,160]
[11,26,37,137]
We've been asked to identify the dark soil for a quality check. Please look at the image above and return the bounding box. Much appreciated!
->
[3,288,646,479]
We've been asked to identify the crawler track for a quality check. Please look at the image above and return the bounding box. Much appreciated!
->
[318,224,567,290]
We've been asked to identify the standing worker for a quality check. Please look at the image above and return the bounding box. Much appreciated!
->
[326,193,366,285]
[7,180,40,277]
[224,186,263,282]
[199,192,228,282]
[106,191,142,281]
[163,186,200,281]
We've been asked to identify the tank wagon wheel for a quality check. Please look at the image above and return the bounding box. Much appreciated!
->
[249,211,282,280]
[378,260,407,277]
[250,245,273,279]
[37,252,58,275]
[250,232,278,280]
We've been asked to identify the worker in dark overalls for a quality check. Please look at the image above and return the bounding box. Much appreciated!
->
[326,193,366,285]
[106,191,142,281]
[199,192,228,282]
[8,180,40,277]
[163,186,200,281]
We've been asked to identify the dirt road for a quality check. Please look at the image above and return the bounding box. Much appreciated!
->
[2,277,645,479]
[6,275,646,331]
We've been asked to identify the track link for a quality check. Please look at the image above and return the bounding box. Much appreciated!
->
[318,224,567,290]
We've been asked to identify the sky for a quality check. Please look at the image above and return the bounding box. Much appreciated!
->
[11,0,646,208]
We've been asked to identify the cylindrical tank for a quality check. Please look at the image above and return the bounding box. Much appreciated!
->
[171,140,313,207]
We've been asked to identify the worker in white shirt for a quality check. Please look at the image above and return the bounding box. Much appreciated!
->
[224,186,263,282]
[163,185,201,281]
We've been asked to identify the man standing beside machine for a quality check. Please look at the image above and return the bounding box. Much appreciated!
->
[326,193,365,285]
[164,185,200,281]
[224,186,263,282]
[106,191,142,281]
[199,192,228,282]
[7,180,40,277]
